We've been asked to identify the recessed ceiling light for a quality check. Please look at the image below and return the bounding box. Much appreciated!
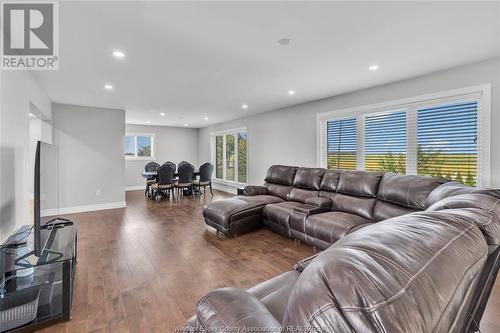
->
[146,120,151,124]
[104,84,114,90]
[204,116,209,120]
[184,123,188,127]
[241,104,248,109]
[368,65,379,71]
[288,90,295,95]
[159,112,166,116]
[278,38,292,46]
[113,50,125,58]
[28,113,35,118]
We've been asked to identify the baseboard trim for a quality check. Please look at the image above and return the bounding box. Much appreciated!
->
[126,185,144,191]
[58,201,127,215]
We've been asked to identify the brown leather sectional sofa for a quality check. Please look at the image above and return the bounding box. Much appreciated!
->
[187,165,500,332]
[204,165,453,249]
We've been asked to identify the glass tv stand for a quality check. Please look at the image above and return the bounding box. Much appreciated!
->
[0,221,77,332]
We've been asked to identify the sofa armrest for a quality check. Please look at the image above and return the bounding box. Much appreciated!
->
[304,196,332,209]
[244,185,268,196]
[293,204,327,215]
[196,287,281,332]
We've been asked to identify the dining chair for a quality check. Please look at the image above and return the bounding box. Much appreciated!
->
[175,162,195,198]
[150,164,175,200]
[194,162,214,196]
[162,161,176,172]
[144,162,160,196]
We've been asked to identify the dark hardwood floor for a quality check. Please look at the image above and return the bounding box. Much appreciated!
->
[36,189,499,333]
[36,190,314,333]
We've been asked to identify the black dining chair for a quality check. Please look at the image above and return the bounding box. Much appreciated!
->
[175,162,195,198]
[150,164,175,200]
[162,161,176,172]
[194,162,214,196]
[144,162,160,196]
[178,160,197,181]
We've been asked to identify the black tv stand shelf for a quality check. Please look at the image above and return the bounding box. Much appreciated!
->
[0,222,77,333]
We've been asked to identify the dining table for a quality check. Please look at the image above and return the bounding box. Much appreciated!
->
[141,170,200,198]
[141,171,200,179]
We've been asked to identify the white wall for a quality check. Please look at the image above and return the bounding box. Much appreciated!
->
[199,57,500,188]
[125,124,199,189]
[52,104,126,212]
[0,71,52,243]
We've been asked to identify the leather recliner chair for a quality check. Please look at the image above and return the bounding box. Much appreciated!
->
[187,192,500,333]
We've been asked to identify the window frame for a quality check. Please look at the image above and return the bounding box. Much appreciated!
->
[317,84,491,186]
[210,127,248,186]
[124,132,155,160]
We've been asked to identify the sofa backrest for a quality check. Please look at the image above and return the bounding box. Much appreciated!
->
[331,170,383,220]
[373,173,449,222]
[428,193,500,250]
[318,169,341,200]
[264,165,298,200]
[288,167,325,203]
[283,205,494,332]
[261,165,478,223]
[425,181,500,208]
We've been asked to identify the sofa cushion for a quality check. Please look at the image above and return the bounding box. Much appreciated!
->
[373,200,419,222]
[292,167,325,190]
[305,212,371,244]
[262,201,308,235]
[247,270,301,323]
[332,193,376,220]
[378,173,448,209]
[265,165,298,185]
[289,187,318,203]
[337,170,383,197]
[319,169,341,192]
[265,183,292,200]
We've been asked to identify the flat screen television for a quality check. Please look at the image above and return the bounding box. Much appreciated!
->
[33,141,60,256]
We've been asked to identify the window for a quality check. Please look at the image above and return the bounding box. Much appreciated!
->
[326,118,357,170]
[365,110,406,173]
[417,101,478,185]
[318,85,490,186]
[238,132,248,183]
[215,136,223,178]
[124,133,154,159]
[212,128,248,184]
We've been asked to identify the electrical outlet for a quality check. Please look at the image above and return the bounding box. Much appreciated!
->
[95,190,102,197]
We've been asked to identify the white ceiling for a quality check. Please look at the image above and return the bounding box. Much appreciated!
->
[34,1,500,128]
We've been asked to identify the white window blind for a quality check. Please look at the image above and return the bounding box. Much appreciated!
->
[326,118,357,170]
[364,110,406,174]
[317,85,490,186]
[417,101,478,185]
